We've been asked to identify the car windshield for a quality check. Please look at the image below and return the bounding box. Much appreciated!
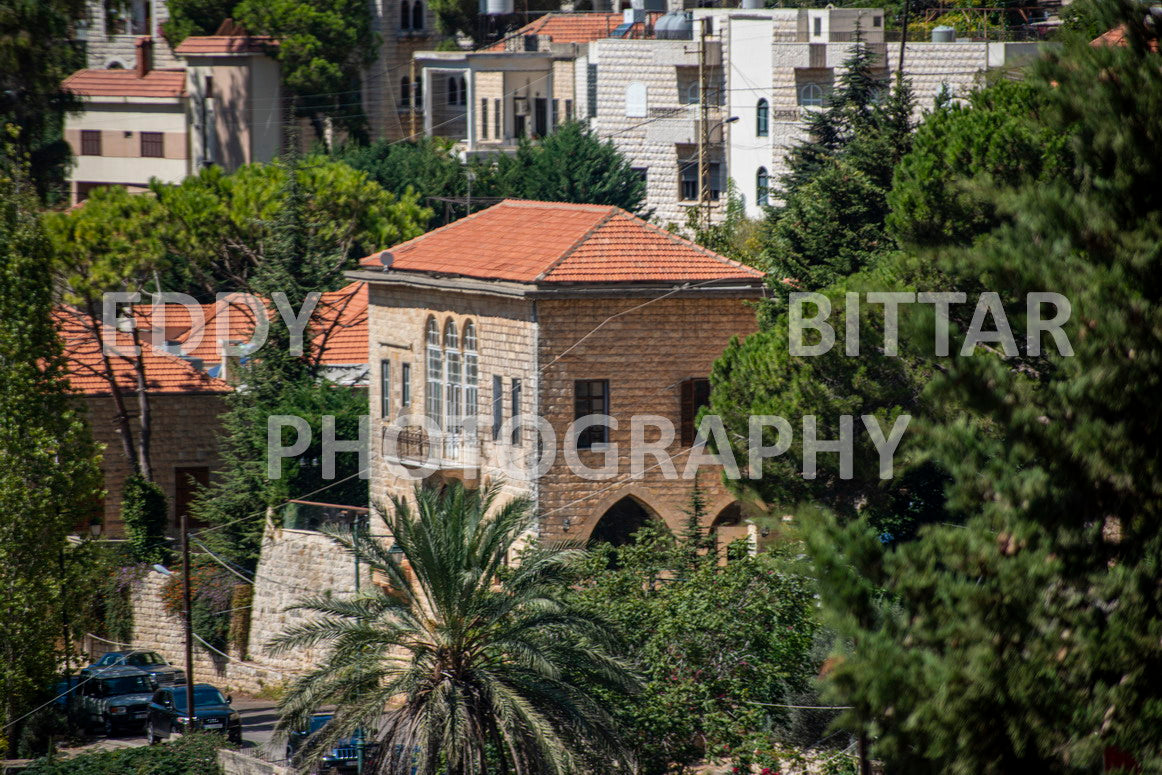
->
[129,653,165,666]
[101,676,152,695]
[308,715,333,734]
[98,653,122,666]
[172,687,227,711]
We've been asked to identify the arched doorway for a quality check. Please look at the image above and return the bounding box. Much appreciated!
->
[711,502,749,558]
[588,496,659,547]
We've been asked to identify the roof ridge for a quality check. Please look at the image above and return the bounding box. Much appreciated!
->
[534,207,618,281]
[361,200,509,263]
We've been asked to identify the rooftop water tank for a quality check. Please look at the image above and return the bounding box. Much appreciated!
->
[931,25,956,43]
[655,10,693,40]
[740,0,763,9]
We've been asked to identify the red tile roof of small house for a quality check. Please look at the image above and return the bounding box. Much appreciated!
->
[55,308,230,395]
[1091,25,1159,51]
[174,35,278,55]
[62,68,187,98]
[358,200,765,284]
[482,12,647,51]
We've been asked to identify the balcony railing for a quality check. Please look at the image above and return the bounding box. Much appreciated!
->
[383,425,479,470]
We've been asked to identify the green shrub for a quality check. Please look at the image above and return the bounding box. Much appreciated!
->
[121,475,170,565]
[23,732,225,775]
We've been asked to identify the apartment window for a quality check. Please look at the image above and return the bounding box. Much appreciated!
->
[140,131,163,157]
[587,63,598,118]
[80,130,101,156]
[481,98,489,139]
[756,167,770,207]
[565,99,574,121]
[493,98,501,138]
[523,34,538,52]
[678,69,700,105]
[447,76,459,106]
[756,98,769,137]
[401,363,412,407]
[412,0,423,30]
[813,16,822,36]
[510,378,522,444]
[425,317,443,425]
[380,359,391,420]
[552,98,560,123]
[574,380,609,449]
[492,374,503,441]
[401,76,411,106]
[799,83,825,108]
[678,156,722,202]
[873,15,882,27]
[679,378,711,447]
[625,81,646,118]
[464,321,478,424]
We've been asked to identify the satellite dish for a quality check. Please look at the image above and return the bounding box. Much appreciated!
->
[379,250,394,269]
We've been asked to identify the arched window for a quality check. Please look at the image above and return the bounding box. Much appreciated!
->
[463,321,478,425]
[415,77,423,108]
[444,321,462,438]
[425,317,442,426]
[756,98,769,137]
[459,76,467,106]
[400,76,411,106]
[412,0,424,31]
[400,0,411,30]
[799,83,824,108]
[447,76,459,106]
[756,167,769,207]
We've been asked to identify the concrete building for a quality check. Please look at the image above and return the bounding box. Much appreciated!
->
[349,199,765,549]
[415,6,1043,224]
[77,0,181,70]
[61,33,281,203]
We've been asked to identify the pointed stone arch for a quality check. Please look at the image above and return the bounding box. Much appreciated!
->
[585,493,664,547]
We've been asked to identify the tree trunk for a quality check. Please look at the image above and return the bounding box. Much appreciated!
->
[82,302,140,475]
[128,324,153,480]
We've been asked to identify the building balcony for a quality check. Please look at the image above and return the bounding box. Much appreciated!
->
[381,424,480,474]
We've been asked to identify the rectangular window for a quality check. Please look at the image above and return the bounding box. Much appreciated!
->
[574,379,609,449]
[140,131,164,158]
[552,98,559,123]
[510,378,522,444]
[380,359,391,420]
[679,159,698,202]
[174,466,210,529]
[813,16,822,36]
[492,374,503,441]
[534,97,548,137]
[565,99,574,122]
[401,363,412,407]
[587,64,598,118]
[481,98,489,139]
[873,15,882,27]
[679,378,711,447]
[494,98,501,138]
[80,130,102,156]
[205,75,214,98]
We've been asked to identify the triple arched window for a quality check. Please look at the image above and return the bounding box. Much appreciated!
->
[756,98,769,137]
[425,316,478,432]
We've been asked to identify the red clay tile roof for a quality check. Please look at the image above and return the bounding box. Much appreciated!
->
[482,13,641,51]
[159,284,368,366]
[1091,25,1159,51]
[55,308,231,395]
[174,35,278,55]
[62,68,187,98]
[358,200,764,285]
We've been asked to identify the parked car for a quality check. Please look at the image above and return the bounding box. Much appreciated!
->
[286,713,378,774]
[146,683,242,744]
[52,674,83,711]
[81,650,186,686]
[72,666,157,737]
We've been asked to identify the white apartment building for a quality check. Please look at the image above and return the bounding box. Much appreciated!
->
[415,6,1044,224]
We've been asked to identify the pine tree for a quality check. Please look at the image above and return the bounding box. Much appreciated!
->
[0,150,100,751]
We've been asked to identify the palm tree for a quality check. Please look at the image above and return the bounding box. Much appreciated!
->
[270,481,640,775]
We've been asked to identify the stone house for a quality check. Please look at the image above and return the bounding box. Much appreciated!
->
[61,32,281,203]
[55,308,231,538]
[347,199,765,548]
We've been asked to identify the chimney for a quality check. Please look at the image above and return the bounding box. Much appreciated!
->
[135,36,153,78]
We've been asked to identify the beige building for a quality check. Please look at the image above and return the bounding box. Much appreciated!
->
[61,33,281,203]
[348,198,765,548]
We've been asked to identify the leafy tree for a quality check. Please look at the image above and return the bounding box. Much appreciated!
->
[336,136,467,207]
[570,514,819,774]
[145,155,428,298]
[500,121,649,215]
[810,6,1162,771]
[231,0,377,140]
[162,0,235,45]
[272,482,639,775]
[0,150,101,754]
[672,181,763,266]
[193,160,369,569]
[121,475,171,565]
[0,1,85,202]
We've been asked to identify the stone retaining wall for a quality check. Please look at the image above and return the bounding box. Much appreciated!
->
[218,749,292,775]
[125,525,357,695]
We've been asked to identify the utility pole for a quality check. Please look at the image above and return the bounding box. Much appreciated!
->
[697,16,711,230]
[181,509,196,727]
[353,513,365,775]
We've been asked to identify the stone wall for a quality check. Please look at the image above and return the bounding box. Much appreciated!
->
[83,391,227,537]
[126,525,359,695]
[218,749,292,775]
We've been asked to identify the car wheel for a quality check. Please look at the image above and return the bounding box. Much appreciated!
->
[102,716,116,738]
[147,724,160,745]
